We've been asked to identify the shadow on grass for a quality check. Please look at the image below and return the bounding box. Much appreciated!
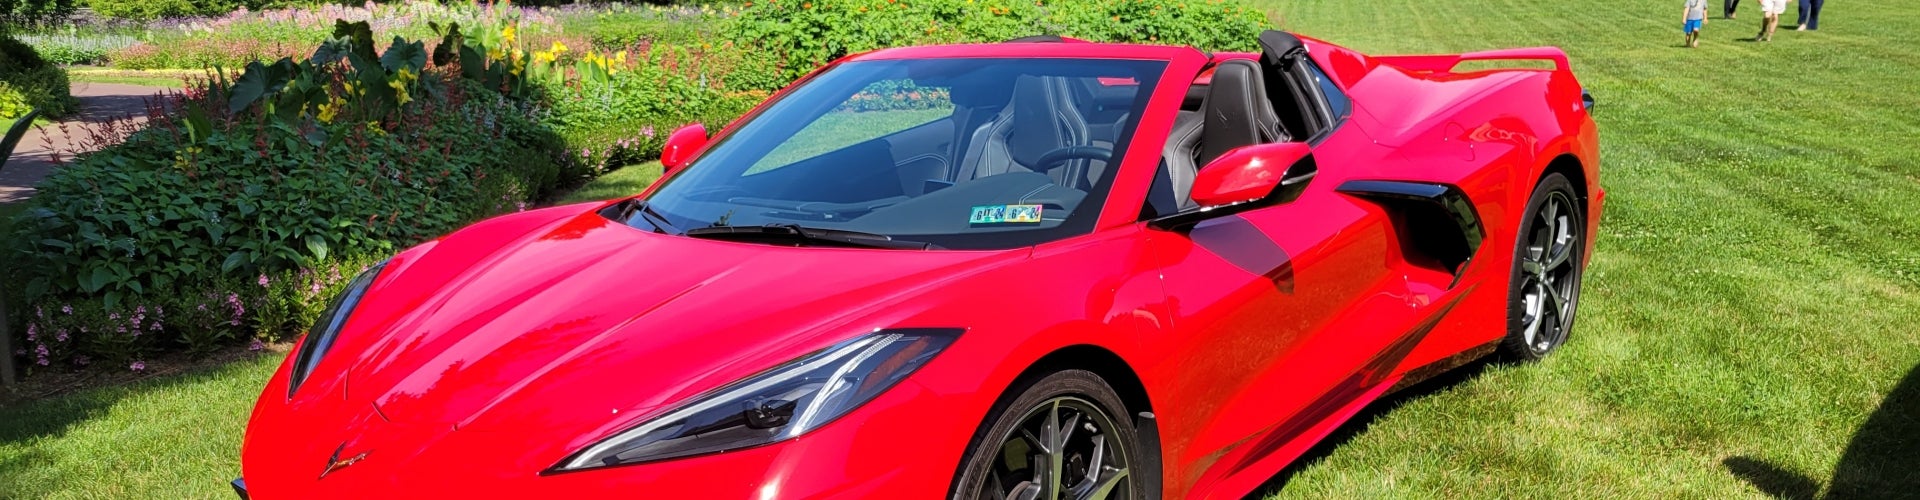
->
[0,353,265,445]
[1724,362,1920,499]
[1250,356,1496,496]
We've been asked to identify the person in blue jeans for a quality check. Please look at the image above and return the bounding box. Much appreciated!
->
[1797,0,1825,30]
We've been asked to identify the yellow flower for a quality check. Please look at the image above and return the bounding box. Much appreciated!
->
[550,41,569,54]
[389,68,416,106]
[614,50,627,64]
[502,24,517,45]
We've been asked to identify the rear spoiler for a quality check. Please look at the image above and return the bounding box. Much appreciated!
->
[1376,46,1591,109]
[1374,47,1573,76]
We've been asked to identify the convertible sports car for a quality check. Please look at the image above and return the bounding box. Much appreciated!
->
[236,30,1601,499]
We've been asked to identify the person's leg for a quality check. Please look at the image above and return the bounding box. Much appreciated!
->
[1797,0,1810,28]
[1808,0,1823,29]
[1726,0,1739,18]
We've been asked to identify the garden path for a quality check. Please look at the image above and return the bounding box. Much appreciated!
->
[0,82,171,204]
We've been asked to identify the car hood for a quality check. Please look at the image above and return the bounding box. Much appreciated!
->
[305,204,1014,441]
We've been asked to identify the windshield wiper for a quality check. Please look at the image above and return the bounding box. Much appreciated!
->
[683,223,939,250]
[620,200,680,234]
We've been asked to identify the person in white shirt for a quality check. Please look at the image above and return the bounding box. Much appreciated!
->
[1756,0,1787,41]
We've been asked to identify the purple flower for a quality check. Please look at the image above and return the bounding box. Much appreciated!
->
[129,361,146,372]
[55,330,68,342]
[249,339,265,351]
[74,355,90,366]
[25,322,36,342]
[62,304,72,314]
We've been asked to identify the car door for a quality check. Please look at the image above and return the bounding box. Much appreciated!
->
[1143,59,1452,496]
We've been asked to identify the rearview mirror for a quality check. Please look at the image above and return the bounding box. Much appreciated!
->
[660,124,708,174]
[1190,142,1313,208]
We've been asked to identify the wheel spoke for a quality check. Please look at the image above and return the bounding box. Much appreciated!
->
[1009,481,1042,500]
[1044,402,1065,500]
[1543,276,1567,316]
[1521,282,1545,345]
[1522,258,1545,276]
[1074,467,1129,500]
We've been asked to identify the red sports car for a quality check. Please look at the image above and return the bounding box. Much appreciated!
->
[236,30,1601,499]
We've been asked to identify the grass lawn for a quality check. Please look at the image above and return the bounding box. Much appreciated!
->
[4,0,1918,497]
[555,161,664,204]
[64,68,199,89]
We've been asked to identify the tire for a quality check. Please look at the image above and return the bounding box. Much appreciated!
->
[1500,173,1586,361]
[950,370,1145,500]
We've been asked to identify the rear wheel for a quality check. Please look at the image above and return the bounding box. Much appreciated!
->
[951,370,1143,500]
[1500,173,1585,361]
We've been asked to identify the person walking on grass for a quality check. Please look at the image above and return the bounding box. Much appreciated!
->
[1756,0,1786,40]
[1796,0,1825,30]
[1685,0,1710,47]
[1724,0,1740,18]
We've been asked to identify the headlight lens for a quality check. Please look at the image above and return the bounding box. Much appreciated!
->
[286,261,386,397]
[552,329,961,472]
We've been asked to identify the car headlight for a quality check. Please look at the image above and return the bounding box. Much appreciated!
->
[286,261,387,397]
[551,328,962,472]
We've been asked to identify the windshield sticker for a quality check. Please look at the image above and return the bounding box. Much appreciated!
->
[971,204,1043,224]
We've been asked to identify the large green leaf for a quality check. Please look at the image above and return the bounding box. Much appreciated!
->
[381,37,428,73]
[305,234,330,262]
[226,61,270,113]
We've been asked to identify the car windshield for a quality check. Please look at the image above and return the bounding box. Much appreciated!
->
[632,57,1168,250]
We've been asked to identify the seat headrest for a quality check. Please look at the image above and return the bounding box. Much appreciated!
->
[1198,60,1284,165]
[1005,75,1090,167]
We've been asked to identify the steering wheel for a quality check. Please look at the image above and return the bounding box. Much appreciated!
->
[1032,145,1114,171]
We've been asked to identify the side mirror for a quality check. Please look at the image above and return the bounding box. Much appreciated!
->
[660,124,708,174]
[1189,142,1313,208]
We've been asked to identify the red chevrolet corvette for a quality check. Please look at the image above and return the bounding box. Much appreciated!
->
[236,30,1601,499]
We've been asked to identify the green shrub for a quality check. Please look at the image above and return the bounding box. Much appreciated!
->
[83,0,291,20]
[724,0,1271,80]
[0,0,76,25]
[2,22,571,369]
[0,34,75,120]
[16,32,137,65]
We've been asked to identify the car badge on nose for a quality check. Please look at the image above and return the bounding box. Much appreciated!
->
[319,442,371,479]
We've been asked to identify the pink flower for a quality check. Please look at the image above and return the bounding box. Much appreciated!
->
[259,274,271,287]
[130,361,146,372]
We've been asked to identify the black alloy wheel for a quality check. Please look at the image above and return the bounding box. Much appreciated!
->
[1502,173,1586,360]
[952,370,1142,500]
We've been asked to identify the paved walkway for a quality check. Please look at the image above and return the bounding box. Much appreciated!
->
[1,82,171,204]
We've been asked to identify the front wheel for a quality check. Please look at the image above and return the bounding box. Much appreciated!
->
[950,370,1144,500]
[1500,173,1586,361]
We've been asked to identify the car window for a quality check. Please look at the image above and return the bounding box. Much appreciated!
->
[750,80,954,174]
[1303,61,1350,121]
